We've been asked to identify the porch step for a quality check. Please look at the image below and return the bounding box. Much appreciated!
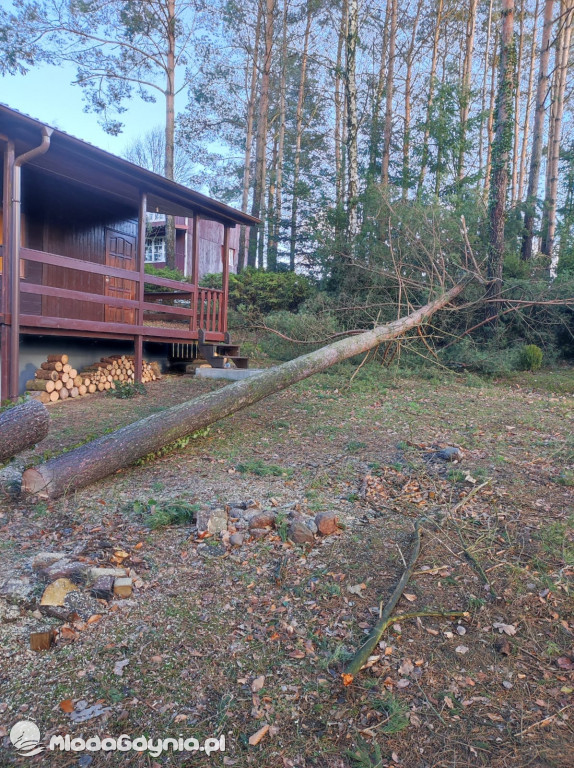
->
[198,341,249,370]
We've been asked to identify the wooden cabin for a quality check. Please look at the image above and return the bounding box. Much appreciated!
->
[0,104,258,399]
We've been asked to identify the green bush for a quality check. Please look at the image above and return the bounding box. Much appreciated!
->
[259,310,340,361]
[201,268,314,314]
[106,381,147,399]
[518,344,543,371]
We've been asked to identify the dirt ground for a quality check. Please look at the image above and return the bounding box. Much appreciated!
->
[0,363,573,768]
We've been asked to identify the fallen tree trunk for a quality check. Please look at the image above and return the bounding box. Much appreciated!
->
[21,279,470,499]
[0,400,50,464]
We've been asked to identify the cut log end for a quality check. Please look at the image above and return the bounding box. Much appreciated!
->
[20,466,52,497]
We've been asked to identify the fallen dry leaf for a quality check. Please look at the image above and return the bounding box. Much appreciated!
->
[248,723,269,746]
[347,583,366,597]
[493,622,517,636]
[556,656,574,670]
[251,675,265,692]
[59,699,74,713]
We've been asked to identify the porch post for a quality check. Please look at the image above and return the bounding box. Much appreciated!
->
[135,191,146,383]
[1,140,14,402]
[221,224,230,334]
[191,212,199,332]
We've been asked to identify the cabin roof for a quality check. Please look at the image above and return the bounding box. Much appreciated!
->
[0,103,259,227]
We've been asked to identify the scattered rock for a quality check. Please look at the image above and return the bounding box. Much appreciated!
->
[248,511,276,530]
[113,577,133,599]
[249,528,268,540]
[41,559,89,585]
[196,507,228,536]
[0,577,36,607]
[31,552,67,572]
[315,511,340,535]
[90,575,115,601]
[288,521,315,546]
[229,533,244,547]
[87,567,127,583]
[0,599,20,623]
[197,543,227,558]
[436,447,464,462]
[302,517,318,535]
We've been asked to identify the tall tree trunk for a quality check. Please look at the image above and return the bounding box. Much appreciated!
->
[267,132,278,271]
[164,0,177,269]
[540,0,573,258]
[487,0,515,319]
[346,0,359,239]
[335,0,348,210]
[479,0,495,180]
[272,0,288,270]
[511,0,525,204]
[289,1,312,271]
[522,0,553,259]
[458,0,478,184]
[21,279,473,500]
[518,0,540,202]
[239,1,263,272]
[484,29,500,198]
[417,0,444,197]
[402,0,422,199]
[248,0,275,268]
[381,0,397,186]
[369,0,391,180]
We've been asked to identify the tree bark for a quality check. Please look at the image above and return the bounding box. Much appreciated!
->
[20,278,472,499]
[487,0,515,318]
[272,0,288,270]
[381,0,397,186]
[164,0,177,270]
[518,0,540,202]
[0,400,50,464]
[345,0,359,239]
[540,0,573,258]
[511,0,525,204]
[484,29,500,198]
[402,0,422,199]
[248,0,275,267]
[417,0,443,197]
[238,0,263,272]
[458,0,478,184]
[335,0,348,210]
[289,0,312,271]
[522,0,553,259]
[479,0,495,181]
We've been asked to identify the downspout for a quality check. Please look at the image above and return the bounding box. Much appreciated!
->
[9,126,53,398]
[1,136,14,402]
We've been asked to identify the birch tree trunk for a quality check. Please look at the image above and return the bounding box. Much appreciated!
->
[289,1,312,271]
[381,0,397,186]
[21,278,473,500]
[346,0,359,239]
[540,0,573,258]
[487,0,515,319]
[335,0,348,210]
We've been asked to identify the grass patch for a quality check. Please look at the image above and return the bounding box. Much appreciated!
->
[236,458,293,477]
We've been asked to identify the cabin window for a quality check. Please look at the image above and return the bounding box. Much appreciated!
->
[145,235,166,263]
[228,248,235,267]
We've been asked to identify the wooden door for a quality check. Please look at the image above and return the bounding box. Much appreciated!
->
[105,230,137,324]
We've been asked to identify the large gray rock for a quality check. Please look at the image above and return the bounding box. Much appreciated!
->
[288,521,315,546]
[196,507,228,536]
[0,576,36,606]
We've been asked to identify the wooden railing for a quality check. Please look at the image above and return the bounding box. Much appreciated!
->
[13,247,226,339]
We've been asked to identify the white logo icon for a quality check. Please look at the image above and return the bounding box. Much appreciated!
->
[9,720,45,756]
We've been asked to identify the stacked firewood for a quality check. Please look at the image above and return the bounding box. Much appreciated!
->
[26,355,89,403]
[79,355,160,388]
[26,354,161,404]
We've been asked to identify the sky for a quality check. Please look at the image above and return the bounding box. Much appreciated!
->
[1,60,169,157]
